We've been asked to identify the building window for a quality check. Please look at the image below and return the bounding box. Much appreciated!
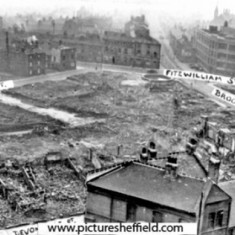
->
[208,212,216,229]
[38,60,40,65]
[229,45,235,51]
[154,52,158,58]
[29,62,33,67]
[218,43,227,50]
[62,55,66,61]
[29,70,32,75]
[208,210,224,229]
[216,211,224,227]
[126,203,136,222]
[217,53,226,59]
[124,48,128,54]
[38,68,41,74]
[152,211,163,222]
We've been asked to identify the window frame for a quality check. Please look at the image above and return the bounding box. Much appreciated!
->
[207,210,224,229]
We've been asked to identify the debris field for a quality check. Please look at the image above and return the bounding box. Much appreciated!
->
[1,70,235,227]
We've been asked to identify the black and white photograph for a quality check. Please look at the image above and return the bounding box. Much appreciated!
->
[0,0,235,234]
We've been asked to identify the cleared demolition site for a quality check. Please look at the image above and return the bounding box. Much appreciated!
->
[1,70,235,227]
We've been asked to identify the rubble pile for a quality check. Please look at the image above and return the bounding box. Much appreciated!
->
[0,141,121,228]
[0,155,87,227]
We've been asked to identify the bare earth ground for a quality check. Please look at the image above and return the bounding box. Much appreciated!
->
[0,71,233,227]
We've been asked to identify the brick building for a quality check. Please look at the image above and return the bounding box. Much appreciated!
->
[41,15,160,68]
[0,34,46,77]
[85,149,235,235]
[102,15,161,68]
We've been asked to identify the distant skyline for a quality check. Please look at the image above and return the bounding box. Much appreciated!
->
[1,0,235,21]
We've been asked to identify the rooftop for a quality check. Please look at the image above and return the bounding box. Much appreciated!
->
[88,161,206,214]
[202,27,235,40]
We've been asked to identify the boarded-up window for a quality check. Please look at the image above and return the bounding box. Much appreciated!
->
[87,192,111,218]
[112,199,126,221]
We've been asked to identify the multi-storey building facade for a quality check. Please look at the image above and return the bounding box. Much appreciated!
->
[0,44,46,76]
[103,31,161,68]
[47,15,161,69]
[193,25,235,76]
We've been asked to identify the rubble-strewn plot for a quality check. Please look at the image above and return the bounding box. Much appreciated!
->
[0,156,90,227]
[1,71,233,227]
[3,71,225,155]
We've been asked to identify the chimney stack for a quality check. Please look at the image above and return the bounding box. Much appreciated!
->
[165,153,178,179]
[140,147,148,163]
[148,141,157,159]
[208,154,221,184]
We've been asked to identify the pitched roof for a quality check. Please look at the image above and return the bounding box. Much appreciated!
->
[219,180,235,228]
[87,161,206,214]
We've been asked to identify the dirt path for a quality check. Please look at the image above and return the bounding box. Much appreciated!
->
[0,93,105,127]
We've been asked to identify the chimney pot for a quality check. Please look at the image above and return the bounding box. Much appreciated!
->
[165,154,178,178]
[140,147,148,163]
[148,141,157,159]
